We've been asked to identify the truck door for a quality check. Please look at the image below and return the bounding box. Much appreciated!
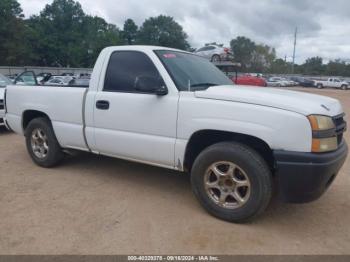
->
[333,79,340,88]
[91,51,178,168]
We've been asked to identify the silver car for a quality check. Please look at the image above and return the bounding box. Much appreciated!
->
[194,44,233,62]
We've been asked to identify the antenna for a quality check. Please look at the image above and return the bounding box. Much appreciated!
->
[292,27,297,74]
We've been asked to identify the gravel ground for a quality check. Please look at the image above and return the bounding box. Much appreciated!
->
[0,87,349,255]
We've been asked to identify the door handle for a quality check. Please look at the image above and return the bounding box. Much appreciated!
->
[96,100,110,110]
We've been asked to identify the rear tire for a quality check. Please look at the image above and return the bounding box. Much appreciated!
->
[316,84,323,89]
[191,142,272,223]
[211,54,221,62]
[341,85,348,90]
[25,117,64,167]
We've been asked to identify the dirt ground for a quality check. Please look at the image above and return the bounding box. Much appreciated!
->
[0,87,349,255]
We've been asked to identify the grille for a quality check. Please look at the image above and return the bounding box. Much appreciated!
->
[333,114,346,145]
[0,99,4,110]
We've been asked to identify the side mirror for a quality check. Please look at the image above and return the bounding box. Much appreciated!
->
[135,76,168,96]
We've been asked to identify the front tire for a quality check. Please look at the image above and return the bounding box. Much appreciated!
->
[191,142,272,223]
[25,117,64,167]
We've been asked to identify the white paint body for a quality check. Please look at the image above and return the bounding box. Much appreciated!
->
[5,46,345,170]
[0,88,5,125]
[314,78,349,89]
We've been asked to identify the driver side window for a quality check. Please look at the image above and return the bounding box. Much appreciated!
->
[103,51,164,93]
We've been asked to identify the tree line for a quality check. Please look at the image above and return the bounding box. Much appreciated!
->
[1,0,349,76]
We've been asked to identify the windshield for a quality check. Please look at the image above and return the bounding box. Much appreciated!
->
[0,74,12,87]
[155,50,233,91]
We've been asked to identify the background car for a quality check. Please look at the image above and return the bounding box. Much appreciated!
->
[194,44,233,62]
[61,72,74,76]
[290,76,315,87]
[68,78,90,87]
[44,76,74,86]
[0,74,12,126]
[0,73,12,87]
[266,77,290,87]
[233,75,267,87]
[36,72,52,83]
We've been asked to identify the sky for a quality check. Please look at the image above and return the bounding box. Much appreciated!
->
[18,0,350,64]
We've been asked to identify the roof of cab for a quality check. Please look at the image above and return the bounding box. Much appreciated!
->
[103,45,190,53]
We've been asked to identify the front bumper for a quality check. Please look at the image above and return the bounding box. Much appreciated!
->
[274,142,348,203]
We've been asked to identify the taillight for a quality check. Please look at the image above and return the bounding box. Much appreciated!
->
[224,48,229,53]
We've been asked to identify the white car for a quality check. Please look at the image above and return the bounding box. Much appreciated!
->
[5,46,348,222]
[0,74,12,126]
[44,76,74,86]
[314,78,349,90]
[194,44,233,62]
[266,77,290,87]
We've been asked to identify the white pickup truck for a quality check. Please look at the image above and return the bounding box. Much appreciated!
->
[4,46,348,222]
[314,78,349,90]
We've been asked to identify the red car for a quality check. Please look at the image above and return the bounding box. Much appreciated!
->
[232,75,267,87]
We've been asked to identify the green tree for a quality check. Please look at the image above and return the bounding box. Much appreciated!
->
[81,16,121,66]
[122,19,138,45]
[270,58,290,74]
[230,36,256,70]
[27,0,121,67]
[302,56,325,75]
[250,44,276,73]
[0,0,28,65]
[326,59,348,76]
[137,15,189,50]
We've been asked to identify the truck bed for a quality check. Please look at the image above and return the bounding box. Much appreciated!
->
[6,85,88,150]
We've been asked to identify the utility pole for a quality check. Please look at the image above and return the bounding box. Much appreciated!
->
[292,27,297,74]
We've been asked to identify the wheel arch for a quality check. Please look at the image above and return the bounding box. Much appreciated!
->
[183,129,275,173]
[22,110,51,133]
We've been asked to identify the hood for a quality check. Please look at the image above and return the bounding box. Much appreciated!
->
[194,85,343,116]
[0,88,4,100]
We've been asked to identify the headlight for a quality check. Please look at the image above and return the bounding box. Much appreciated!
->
[308,115,335,130]
[308,115,337,152]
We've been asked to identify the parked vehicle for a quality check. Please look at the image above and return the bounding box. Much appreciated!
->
[285,77,298,86]
[13,71,37,86]
[5,46,348,222]
[290,76,315,87]
[44,76,74,86]
[61,73,74,76]
[194,44,233,62]
[0,74,12,126]
[233,75,267,87]
[6,74,17,82]
[68,78,90,87]
[36,73,51,83]
[77,73,91,79]
[314,78,349,90]
[266,77,289,87]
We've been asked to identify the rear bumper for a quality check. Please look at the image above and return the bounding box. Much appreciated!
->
[274,142,348,203]
[0,110,4,126]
